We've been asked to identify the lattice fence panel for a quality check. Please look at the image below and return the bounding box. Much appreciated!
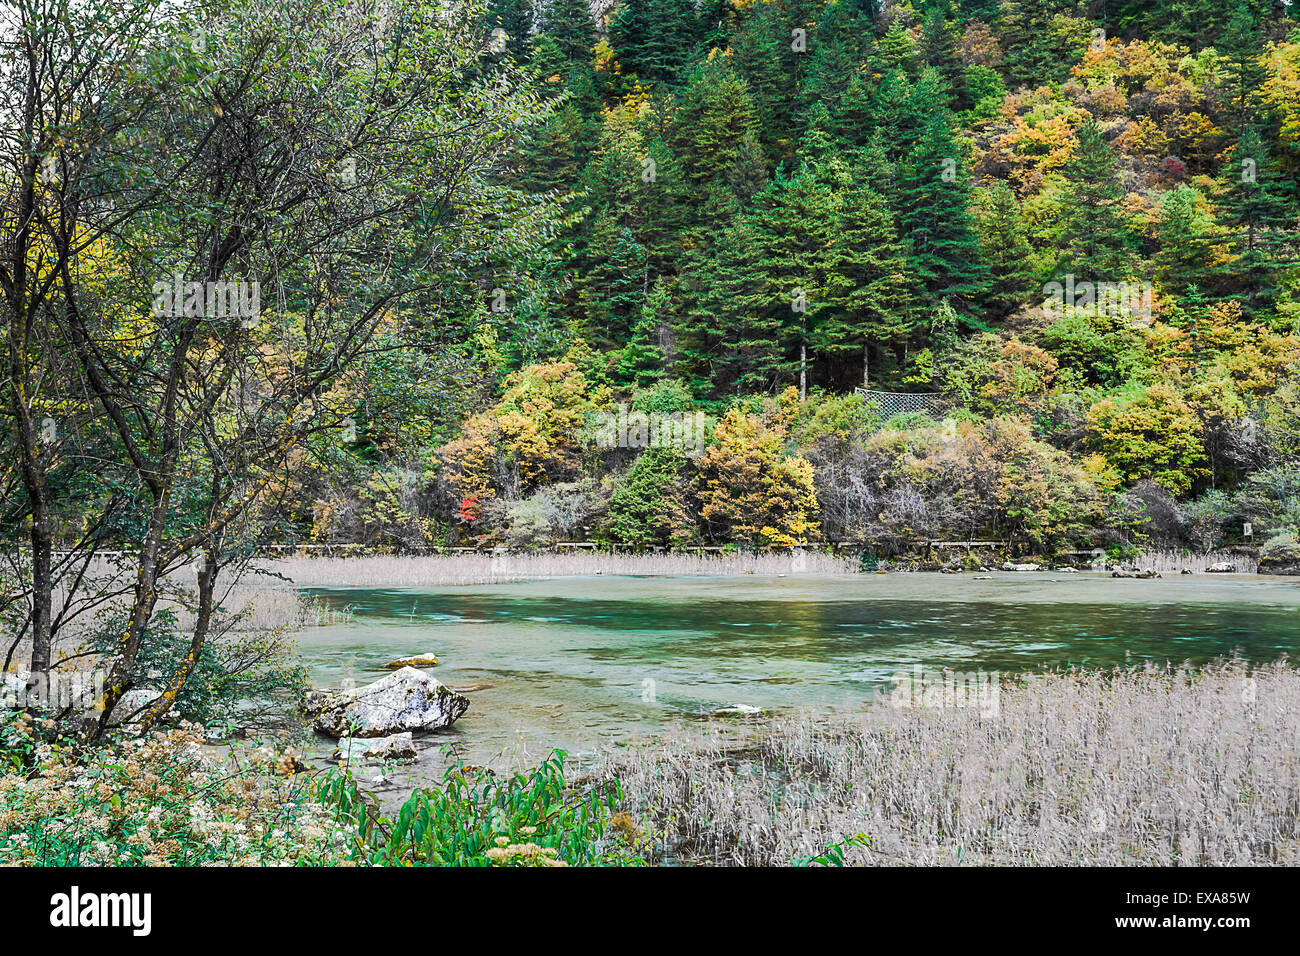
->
[854,388,949,418]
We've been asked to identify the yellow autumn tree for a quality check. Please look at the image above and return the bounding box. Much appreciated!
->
[695,402,819,547]
[439,359,609,510]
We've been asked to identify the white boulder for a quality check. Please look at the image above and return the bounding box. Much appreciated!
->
[313,667,469,738]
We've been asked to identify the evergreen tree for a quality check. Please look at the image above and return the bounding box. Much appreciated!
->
[485,0,534,60]
[575,216,647,349]
[535,0,595,65]
[609,0,700,85]
[668,62,768,226]
[1055,119,1137,280]
[895,101,989,311]
[740,167,839,398]
[820,182,915,387]
[997,0,1087,88]
[1154,186,1223,297]
[921,0,967,110]
[1217,5,1270,130]
[1214,127,1298,312]
[618,277,674,387]
[731,1,801,161]
[975,181,1036,320]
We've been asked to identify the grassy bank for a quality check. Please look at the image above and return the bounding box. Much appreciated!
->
[599,659,1300,866]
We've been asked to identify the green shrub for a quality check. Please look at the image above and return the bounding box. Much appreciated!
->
[319,750,638,867]
[605,448,697,549]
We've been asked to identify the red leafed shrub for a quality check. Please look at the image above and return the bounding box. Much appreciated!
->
[458,496,481,522]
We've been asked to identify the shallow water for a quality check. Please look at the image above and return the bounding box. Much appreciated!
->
[294,571,1300,783]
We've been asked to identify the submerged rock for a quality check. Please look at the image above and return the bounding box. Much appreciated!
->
[333,732,418,763]
[385,653,439,669]
[313,666,469,738]
[711,704,764,716]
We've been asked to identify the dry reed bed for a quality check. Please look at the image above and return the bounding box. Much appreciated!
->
[264,551,859,588]
[1132,549,1259,573]
[599,659,1300,866]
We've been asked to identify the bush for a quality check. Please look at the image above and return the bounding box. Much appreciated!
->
[605,448,697,549]
[318,750,638,867]
[696,406,820,547]
[1086,383,1209,496]
[0,724,353,866]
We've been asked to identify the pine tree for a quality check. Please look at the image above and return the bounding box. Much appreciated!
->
[975,181,1036,320]
[485,0,534,60]
[920,0,967,110]
[535,0,595,65]
[677,216,776,395]
[618,277,673,388]
[1216,4,1270,129]
[878,19,920,76]
[1154,186,1224,297]
[1055,118,1137,280]
[610,0,699,85]
[1214,127,1298,312]
[575,215,647,349]
[895,101,989,312]
[731,1,800,161]
[820,182,914,387]
[668,62,767,220]
[739,167,839,398]
[997,0,1085,88]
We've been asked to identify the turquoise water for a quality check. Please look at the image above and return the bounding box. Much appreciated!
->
[295,572,1300,775]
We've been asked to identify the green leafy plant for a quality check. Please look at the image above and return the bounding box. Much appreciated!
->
[319,749,640,867]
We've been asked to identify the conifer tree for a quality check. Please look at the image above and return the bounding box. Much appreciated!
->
[975,181,1036,320]
[536,0,595,65]
[1214,127,1298,312]
[618,277,674,388]
[895,102,989,311]
[610,0,700,85]
[1154,186,1223,297]
[485,0,534,60]
[1055,119,1137,280]
[821,182,915,387]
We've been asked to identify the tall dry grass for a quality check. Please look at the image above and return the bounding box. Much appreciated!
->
[1132,549,1259,573]
[598,659,1300,866]
[264,551,858,588]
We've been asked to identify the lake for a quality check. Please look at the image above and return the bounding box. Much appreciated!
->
[296,571,1300,779]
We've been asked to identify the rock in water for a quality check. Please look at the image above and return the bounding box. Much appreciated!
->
[384,653,438,669]
[333,732,418,763]
[313,667,469,738]
[711,704,764,716]
[1000,562,1042,572]
[1206,562,1236,573]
